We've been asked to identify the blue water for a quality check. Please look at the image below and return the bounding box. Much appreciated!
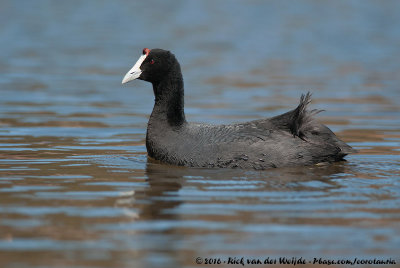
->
[1,1,399,268]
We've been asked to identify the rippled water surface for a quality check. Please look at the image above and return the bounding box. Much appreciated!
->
[1,1,400,267]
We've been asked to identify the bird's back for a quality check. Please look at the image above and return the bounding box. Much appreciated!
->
[146,93,356,169]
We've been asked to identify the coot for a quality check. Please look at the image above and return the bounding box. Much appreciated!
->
[122,48,356,169]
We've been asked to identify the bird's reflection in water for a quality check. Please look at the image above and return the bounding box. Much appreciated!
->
[139,159,354,221]
[139,161,186,220]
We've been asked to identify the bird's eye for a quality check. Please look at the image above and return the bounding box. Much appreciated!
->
[149,59,155,65]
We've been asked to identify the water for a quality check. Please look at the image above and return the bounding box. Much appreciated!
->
[1,1,400,267]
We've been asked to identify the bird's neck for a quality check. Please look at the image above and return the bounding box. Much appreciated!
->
[150,66,186,127]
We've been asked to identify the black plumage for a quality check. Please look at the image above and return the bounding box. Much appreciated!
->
[123,48,356,169]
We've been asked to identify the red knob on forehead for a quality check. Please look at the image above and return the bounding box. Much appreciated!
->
[142,48,151,56]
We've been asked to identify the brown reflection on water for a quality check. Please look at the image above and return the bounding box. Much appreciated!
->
[0,136,146,267]
[0,128,399,267]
